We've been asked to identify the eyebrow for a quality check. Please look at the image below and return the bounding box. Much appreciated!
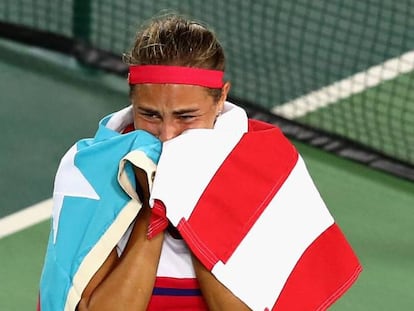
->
[136,106,159,114]
[172,108,200,115]
[136,105,201,115]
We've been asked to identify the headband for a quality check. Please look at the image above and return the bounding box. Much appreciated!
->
[128,65,224,88]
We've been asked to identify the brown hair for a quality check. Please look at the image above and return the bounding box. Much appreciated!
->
[124,14,226,99]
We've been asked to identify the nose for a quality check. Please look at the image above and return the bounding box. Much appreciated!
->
[158,121,182,142]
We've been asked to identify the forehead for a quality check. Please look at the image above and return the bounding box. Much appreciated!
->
[131,84,214,109]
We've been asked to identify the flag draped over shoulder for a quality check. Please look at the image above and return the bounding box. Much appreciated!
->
[39,102,361,311]
[38,106,162,311]
[149,103,362,310]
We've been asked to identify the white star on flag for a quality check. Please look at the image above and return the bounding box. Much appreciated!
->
[52,144,100,242]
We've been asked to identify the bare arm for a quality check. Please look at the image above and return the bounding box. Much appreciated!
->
[192,256,251,311]
[77,167,163,311]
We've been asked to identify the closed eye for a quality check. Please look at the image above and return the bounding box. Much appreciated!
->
[178,114,197,121]
[135,107,162,121]
[141,112,160,119]
[173,108,201,122]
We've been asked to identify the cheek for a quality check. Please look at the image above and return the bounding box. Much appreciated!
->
[205,115,219,128]
[133,116,157,135]
[188,114,217,130]
[205,110,220,128]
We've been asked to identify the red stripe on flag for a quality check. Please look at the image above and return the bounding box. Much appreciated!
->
[179,120,298,269]
[271,224,362,311]
[148,199,169,238]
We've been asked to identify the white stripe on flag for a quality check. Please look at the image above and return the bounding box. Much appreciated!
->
[211,157,334,310]
[150,103,248,223]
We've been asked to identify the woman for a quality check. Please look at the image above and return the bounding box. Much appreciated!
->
[78,14,247,311]
[39,14,361,311]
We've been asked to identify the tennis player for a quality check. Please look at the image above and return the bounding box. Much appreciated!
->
[38,13,361,311]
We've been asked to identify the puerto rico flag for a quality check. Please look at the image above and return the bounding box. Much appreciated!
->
[149,103,362,310]
[38,106,162,311]
[38,102,361,311]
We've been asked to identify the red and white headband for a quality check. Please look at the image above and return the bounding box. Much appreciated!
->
[128,65,224,88]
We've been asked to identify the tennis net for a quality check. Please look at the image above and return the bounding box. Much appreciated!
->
[1,0,413,180]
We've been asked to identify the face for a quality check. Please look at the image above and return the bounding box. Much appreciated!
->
[131,82,230,142]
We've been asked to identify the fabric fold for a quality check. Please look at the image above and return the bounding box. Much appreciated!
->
[39,102,361,311]
[39,107,162,311]
[149,103,362,310]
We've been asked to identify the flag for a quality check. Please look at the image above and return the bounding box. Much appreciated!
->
[38,106,162,311]
[38,102,361,311]
[149,103,362,310]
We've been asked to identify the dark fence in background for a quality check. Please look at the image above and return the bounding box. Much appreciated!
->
[1,0,413,181]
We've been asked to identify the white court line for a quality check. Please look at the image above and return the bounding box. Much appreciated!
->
[2,53,413,240]
[0,198,52,239]
[272,50,414,119]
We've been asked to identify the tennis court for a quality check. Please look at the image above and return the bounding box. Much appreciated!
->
[1,37,414,311]
[1,1,414,310]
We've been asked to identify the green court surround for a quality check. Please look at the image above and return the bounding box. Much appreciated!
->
[1,40,413,311]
